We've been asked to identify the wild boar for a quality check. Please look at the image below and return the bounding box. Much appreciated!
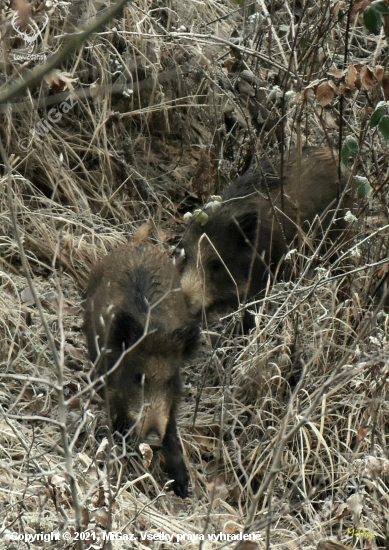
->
[180,148,349,322]
[84,242,199,498]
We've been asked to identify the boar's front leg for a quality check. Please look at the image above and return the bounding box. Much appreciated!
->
[162,412,189,498]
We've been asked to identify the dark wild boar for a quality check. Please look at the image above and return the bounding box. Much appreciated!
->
[180,148,349,322]
[84,242,199,498]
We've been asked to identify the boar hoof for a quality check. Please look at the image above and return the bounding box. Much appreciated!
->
[170,464,189,498]
[165,457,189,498]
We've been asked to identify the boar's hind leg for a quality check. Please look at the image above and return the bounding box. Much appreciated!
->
[162,414,189,498]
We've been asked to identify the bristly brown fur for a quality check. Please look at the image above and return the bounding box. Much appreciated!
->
[180,148,350,324]
[84,241,199,498]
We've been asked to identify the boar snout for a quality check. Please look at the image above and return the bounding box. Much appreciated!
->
[143,428,163,447]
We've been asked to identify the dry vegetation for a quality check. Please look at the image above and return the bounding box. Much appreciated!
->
[0,0,389,548]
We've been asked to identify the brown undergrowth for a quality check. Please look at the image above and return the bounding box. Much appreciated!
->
[0,0,389,548]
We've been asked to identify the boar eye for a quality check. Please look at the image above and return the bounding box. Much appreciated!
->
[209,259,223,274]
[134,373,144,386]
[166,376,175,389]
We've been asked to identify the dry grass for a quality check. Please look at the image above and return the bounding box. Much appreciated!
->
[0,0,389,548]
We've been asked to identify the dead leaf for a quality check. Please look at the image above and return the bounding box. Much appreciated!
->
[316,81,335,107]
[45,70,77,94]
[355,456,388,480]
[223,521,242,535]
[139,443,153,469]
[304,87,316,98]
[334,501,348,519]
[351,0,372,17]
[358,426,368,440]
[65,381,79,393]
[339,84,354,98]
[377,263,389,279]
[364,456,384,479]
[347,65,358,88]
[374,66,384,82]
[68,398,82,410]
[327,79,340,93]
[328,68,344,78]
[360,66,375,90]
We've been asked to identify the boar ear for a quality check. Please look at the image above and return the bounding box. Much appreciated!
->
[231,210,261,244]
[112,311,144,348]
[173,320,200,359]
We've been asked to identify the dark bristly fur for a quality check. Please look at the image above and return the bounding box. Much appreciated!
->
[180,148,350,324]
[84,242,199,498]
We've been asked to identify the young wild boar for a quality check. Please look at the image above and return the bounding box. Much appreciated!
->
[84,242,199,498]
[180,148,349,322]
